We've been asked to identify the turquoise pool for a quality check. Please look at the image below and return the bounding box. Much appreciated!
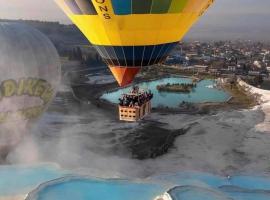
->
[0,166,269,200]
[156,172,270,200]
[25,171,270,200]
[101,77,230,108]
[27,177,166,200]
[0,165,66,197]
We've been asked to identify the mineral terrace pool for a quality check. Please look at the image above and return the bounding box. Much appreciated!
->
[25,171,270,200]
[27,177,166,200]
[101,77,230,108]
[1,165,270,200]
[0,165,66,197]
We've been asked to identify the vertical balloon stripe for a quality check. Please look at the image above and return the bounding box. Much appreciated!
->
[75,0,97,15]
[161,43,177,62]
[123,47,133,64]
[157,44,170,63]
[111,0,131,15]
[169,0,188,13]
[143,46,155,65]
[132,0,152,14]
[105,47,119,61]
[99,46,114,65]
[141,48,152,65]
[153,44,166,63]
[151,45,161,64]
[133,46,145,66]
[149,45,165,65]
[113,47,127,66]
[142,46,154,60]
[151,0,172,14]
[94,43,177,67]
[93,46,110,66]
[64,0,82,14]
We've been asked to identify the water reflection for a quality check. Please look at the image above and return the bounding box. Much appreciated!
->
[102,77,230,108]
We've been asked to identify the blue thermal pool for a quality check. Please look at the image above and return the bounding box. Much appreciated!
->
[0,165,66,197]
[156,172,270,200]
[27,177,166,200]
[24,171,270,200]
[2,165,270,200]
[101,77,230,108]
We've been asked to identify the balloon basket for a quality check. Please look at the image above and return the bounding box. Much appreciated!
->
[119,101,151,122]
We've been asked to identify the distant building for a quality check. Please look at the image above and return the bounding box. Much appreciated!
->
[186,53,198,57]
[194,65,209,72]
[219,69,232,75]
[228,66,236,72]
[209,68,218,73]
[164,55,186,65]
[202,55,211,62]
[185,65,209,73]
[248,71,261,76]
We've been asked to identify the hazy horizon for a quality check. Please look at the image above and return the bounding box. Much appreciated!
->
[1,0,270,41]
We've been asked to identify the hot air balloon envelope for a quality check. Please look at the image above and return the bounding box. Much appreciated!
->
[55,0,214,86]
[0,23,61,156]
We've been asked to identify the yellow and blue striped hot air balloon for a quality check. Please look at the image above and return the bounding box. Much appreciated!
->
[55,0,214,86]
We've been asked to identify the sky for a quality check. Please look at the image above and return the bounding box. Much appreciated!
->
[0,0,269,23]
[0,0,270,40]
